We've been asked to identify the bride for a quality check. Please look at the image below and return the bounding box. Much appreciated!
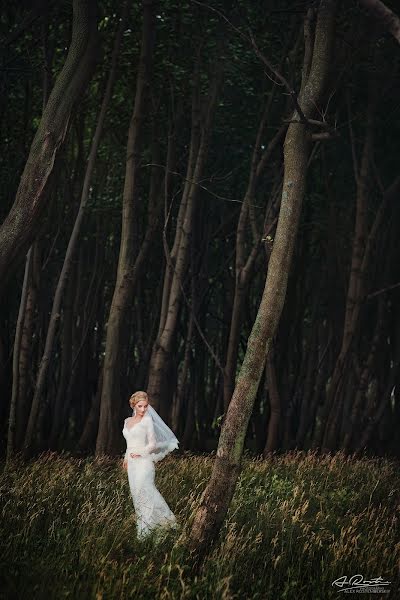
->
[122,390,179,539]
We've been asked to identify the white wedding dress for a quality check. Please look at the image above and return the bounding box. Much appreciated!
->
[123,413,177,539]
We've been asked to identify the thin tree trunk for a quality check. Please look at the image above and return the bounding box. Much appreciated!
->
[78,365,103,452]
[343,299,385,451]
[321,104,400,451]
[321,96,373,451]
[48,262,75,449]
[6,249,33,464]
[263,346,281,455]
[15,241,41,448]
[172,311,194,436]
[188,0,337,557]
[147,56,222,416]
[223,121,286,412]
[96,0,156,455]
[356,360,399,453]
[294,323,318,447]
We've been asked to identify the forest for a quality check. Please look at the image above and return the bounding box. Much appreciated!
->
[1,0,400,597]
[1,0,400,462]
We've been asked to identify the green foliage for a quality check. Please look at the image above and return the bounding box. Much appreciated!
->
[1,451,398,599]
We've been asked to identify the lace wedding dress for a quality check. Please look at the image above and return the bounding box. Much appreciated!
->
[123,413,177,539]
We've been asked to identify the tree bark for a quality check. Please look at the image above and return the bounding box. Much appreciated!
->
[0,0,98,290]
[187,0,338,557]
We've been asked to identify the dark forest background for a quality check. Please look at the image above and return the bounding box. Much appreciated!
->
[1,0,400,461]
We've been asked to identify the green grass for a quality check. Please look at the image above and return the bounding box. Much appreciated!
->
[0,450,399,599]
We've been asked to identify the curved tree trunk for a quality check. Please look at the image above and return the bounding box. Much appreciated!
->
[188,0,338,557]
[23,9,124,456]
[0,0,98,290]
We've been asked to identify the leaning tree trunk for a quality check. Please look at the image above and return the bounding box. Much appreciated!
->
[0,0,98,291]
[188,0,338,557]
[13,19,53,451]
[23,10,125,456]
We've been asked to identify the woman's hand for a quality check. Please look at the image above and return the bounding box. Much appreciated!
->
[123,459,128,471]
[130,453,141,458]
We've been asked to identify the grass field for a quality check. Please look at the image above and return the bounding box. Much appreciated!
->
[0,450,399,599]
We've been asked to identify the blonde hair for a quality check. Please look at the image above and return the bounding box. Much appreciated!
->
[129,391,149,406]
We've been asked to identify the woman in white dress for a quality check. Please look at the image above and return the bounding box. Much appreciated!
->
[122,390,179,539]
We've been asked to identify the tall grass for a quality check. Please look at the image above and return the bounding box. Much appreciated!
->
[0,450,399,599]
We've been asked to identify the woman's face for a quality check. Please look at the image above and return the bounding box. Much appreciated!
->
[133,399,148,416]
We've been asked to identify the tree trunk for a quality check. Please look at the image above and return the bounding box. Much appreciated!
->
[343,299,385,451]
[0,0,98,290]
[6,249,33,464]
[320,93,400,451]
[188,0,337,557]
[23,10,124,456]
[48,262,75,449]
[263,347,281,455]
[15,241,41,449]
[96,0,157,455]
[147,55,222,417]
[223,119,286,412]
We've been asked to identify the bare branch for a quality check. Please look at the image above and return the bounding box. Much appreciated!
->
[368,281,400,299]
[249,30,310,126]
[143,162,264,208]
[311,131,339,141]
[190,0,314,128]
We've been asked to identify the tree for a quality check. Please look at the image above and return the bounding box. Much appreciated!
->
[0,0,98,289]
[95,0,157,455]
[22,5,127,456]
[188,0,338,556]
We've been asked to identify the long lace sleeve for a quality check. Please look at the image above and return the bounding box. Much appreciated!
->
[123,419,129,460]
[142,415,156,456]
